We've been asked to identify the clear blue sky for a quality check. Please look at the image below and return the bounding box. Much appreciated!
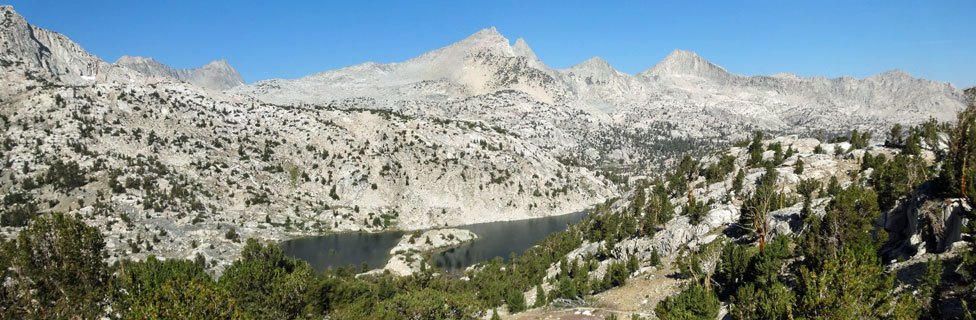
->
[5,1,975,87]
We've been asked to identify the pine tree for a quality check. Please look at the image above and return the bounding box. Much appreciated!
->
[888,123,904,147]
[732,169,745,194]
[534,284,547,307]
[506,287,527,313]
[650,248,662,267]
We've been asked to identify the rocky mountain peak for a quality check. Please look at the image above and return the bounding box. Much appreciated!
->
[512,38,537,60]
[402,27,514,68]
[769,72,800,79]
[468,26,504,40]
[642,49,730,79]
[873,69,913,81]
[113,55,175,77]
[512,37,550,71]
[205,59,232,68]
[570,56,614,71]
[454,27,510,51]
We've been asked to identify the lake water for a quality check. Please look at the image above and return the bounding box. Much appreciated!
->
[280,210,588,273]
[279,231,404,272]
[430,210,588,271]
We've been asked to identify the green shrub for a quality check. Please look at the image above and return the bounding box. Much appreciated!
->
[654,285,720,320]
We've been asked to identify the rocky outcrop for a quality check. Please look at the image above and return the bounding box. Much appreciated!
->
[881,181,971,258]
[0,5,102,84]
[766,198,829,239]
[703,204,739,229]
[613,216,711,262]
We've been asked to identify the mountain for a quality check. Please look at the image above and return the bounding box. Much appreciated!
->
[234,29,967,170]
[640,49,733,81]
[238,27,569,105]
[558,56,651,113]
[114,56,246,91]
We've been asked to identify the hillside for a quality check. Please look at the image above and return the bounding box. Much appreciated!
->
[0,6,611,269]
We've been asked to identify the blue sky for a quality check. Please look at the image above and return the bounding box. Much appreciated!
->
[5,1,975,87]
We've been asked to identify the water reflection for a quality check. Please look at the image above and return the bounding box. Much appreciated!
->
[280,231,404,272]
[431,210,588,271]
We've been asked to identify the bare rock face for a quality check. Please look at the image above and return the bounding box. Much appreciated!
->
[0,5,102,84]
[114,56,246,91]
[0,6,242,91]
[612,216,711,262]
[765,198,830,239]
[640,49,733,82]
[881,181,971,257]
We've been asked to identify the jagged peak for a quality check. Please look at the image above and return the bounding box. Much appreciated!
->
[0,5,17,16]
[512,38,537,60]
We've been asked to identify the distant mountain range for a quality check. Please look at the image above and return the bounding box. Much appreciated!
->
[231,27,967,168]
[114,56,244,91]
[236,27,964,123]
[0,6,243,91]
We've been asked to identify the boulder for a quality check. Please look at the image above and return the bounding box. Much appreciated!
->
[766,198,829,239]
[703,204,739,229]
[880,180,972,257]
